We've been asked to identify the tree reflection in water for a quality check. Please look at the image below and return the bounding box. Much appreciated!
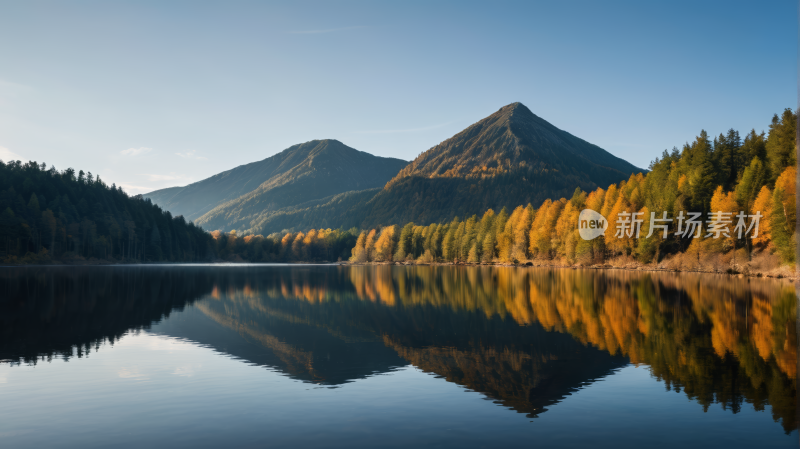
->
[0,265,795,433]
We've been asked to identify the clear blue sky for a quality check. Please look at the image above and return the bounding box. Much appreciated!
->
[0,0,795,194]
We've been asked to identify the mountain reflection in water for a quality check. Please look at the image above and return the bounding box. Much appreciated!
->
[0,265,796,433]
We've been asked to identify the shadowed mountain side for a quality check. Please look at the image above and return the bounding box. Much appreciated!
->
[192,140,406,231]
[360,174,585,227]
[145,140,406,225]
[223,188,378,236]
[360,102,642,226]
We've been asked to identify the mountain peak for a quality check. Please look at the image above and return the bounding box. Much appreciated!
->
[389,102,640,182]
[494,102,534,119]
[144,139,407,225]
[366,103,642,225]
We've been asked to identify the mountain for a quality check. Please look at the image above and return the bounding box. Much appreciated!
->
[144,139,407,230]
[359,102,642,226]
[146,103,642,234]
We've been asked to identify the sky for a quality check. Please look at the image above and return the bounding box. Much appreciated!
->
[0,0,796,194]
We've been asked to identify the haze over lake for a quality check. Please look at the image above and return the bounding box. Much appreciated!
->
[0,265,795,448]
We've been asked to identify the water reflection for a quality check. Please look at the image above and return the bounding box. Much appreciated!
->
[0,265,796,433]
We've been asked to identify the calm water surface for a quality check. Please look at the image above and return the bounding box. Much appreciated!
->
[0,265,797,448]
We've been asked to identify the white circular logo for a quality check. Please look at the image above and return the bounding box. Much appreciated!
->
[578,209,608,240]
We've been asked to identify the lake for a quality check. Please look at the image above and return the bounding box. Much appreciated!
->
[0,265,797,448]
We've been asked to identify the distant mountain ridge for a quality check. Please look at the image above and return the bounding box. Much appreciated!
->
[144,139,407,229]
[146,103,642,234]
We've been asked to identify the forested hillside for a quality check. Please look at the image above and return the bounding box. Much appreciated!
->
[346,108,797,270]
[146,139,407,231]
[0,160,213,263]
[230,188,379,234]
[0,159,360,264]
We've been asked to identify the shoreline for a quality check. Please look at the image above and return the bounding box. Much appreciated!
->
[1,258,795,281]
[0,260,345,267]
[345,258,799,281]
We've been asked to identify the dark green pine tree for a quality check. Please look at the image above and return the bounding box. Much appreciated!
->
[727,128,743,175]
[766,108,797,185]
[690,131,716,211]
[740,129,767,173]
[713,129,742,191]
[713,132,730,187]
[735,157,767,212]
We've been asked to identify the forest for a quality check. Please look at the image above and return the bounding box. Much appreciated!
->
[347,108,797,270]
[0,160,213,263]
[0,159,357,263]
[208,228,357,263]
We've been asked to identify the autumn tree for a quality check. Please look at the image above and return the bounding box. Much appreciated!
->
[751,186,773,246]
[374,225,397,262]
[365,229,378,261]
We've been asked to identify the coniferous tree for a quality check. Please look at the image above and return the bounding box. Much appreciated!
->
[741,130,767,168]
[765,108,797,185]
[688,131,716,211]
[394,222,414,261]
[735,157,767,212]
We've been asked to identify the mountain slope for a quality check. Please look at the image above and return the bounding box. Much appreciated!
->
[190,140,406,231]
[234,188,379,235]
[360,102,642,226]
[144,140,406,228]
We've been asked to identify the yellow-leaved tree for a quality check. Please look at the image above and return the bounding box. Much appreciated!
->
[511,204,534,262]
[751,186,773,245]
[605,195,633,255]
[496,206,523,262]
[705,186,738,253]
[774,165,796,230]
[528,199,551,258]
[364,229,378,261]
[350,231,368,262]
[374,225,396,262]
